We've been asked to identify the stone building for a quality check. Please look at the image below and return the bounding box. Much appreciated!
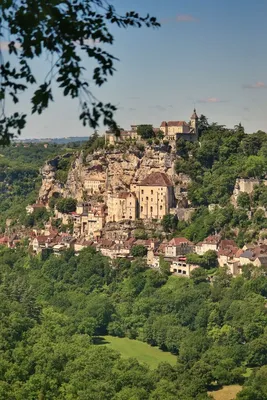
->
[73,204,106,239]
[165,237,194,258]
[105,125,139,145]
[107,192,138,222]
[83,177,105,193]
[136,172,175,220]
[160,109,198,143]
[170,257,199,277]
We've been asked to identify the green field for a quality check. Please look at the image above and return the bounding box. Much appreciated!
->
[96,335,177,369]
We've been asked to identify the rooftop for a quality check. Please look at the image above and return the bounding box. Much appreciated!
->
[140,172,173,187]
[160,121,189,127]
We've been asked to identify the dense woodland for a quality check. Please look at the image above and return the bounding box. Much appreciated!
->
[0,143,78,232]
[172,120,267,245]
[0,246,267,399]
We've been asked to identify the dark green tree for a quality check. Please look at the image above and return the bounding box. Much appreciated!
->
[0,1,159,144]
[131,245,148,258]
[56,197,77,213]
[137,125,155,139]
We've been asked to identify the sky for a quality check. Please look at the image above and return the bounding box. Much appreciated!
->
[1,0,267,138]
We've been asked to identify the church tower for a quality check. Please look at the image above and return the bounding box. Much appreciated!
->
[190,108,199,138]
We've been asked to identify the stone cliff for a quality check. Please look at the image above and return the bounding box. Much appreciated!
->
[38,145,191,205]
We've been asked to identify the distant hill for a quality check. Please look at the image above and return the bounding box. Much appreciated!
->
[16,136,89,144]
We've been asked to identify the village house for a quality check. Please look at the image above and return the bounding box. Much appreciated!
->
[83,177,105,193]
[74,239,95,253]
[169,256,199,277]
[165,237,194,258]
[107,192,138,222]
[73,203,106,239]
[134,172,175,220]
[147,241,168,268]
[147,253,160,269]
[218,244,243,277]
[159,109,198,143]
[195,235,221,255]
[31,231,59,254]
[239,245,267,268]
[105,125,140,145]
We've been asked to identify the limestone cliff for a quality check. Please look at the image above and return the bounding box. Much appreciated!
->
[38,145,191,204]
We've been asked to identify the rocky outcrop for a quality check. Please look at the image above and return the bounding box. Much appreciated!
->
[38,145,191,204]
[231,178,267,206]
[38,156,65,202]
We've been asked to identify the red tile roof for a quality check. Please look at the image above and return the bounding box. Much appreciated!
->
[160,121,189,128]
[140,172,172,187]
[203,235,221,245]
[219,240,237,250]
[168,237,193,246]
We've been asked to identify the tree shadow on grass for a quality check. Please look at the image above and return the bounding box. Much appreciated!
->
[93,336,110,345]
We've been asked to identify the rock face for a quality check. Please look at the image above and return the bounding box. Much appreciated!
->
[231,178,267,206]
[39,156,65,203]
[38,145,191,204]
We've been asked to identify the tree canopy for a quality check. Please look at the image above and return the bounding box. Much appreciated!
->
[1,246,267,398]
[0,1,159,145]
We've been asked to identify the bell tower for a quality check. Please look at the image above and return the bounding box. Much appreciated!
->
[190,108,198,138]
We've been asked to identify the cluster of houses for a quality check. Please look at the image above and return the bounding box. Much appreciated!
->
[16,225,267,278]
[105,109,199,146]
[29,170,177,241]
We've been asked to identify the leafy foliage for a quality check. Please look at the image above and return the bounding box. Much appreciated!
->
[131,245,148,258]
[137,125,155,139]
[0,143,71,231]
[0,1,159,144]
[56,197,77,214]
[0,246,267,398]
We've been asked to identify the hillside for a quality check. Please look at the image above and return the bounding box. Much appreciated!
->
[0,143,81,232]
[35,123,267,246]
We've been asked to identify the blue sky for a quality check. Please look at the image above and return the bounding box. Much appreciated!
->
[2,0,267,138]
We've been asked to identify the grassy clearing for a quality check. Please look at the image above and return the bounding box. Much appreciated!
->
[95,335,177,369]
[208,385,242,400]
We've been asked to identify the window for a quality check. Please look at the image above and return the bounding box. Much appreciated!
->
[141,190,144,194]
[146,197,148,201]
[141,206,143,212]
[151,190,153,194]
[151,198,153,202]
[160,205,162,210]
[150,206,153,212]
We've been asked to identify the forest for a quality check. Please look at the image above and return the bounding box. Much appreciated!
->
[172,121,267,245]
[0,246,267,399]
[0,143,79,232]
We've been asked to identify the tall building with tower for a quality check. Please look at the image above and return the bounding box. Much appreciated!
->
[159,108,199,143]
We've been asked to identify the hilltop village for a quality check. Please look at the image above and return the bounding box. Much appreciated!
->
[3,109,267,279]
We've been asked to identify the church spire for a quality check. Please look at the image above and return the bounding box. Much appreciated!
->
[191,108,198,119]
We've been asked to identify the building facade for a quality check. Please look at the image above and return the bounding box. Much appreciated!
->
[136,172,175,220]
[160,109,199,142]
[107,192,138,222]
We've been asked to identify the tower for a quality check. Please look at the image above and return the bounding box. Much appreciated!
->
[190,108,198,138]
